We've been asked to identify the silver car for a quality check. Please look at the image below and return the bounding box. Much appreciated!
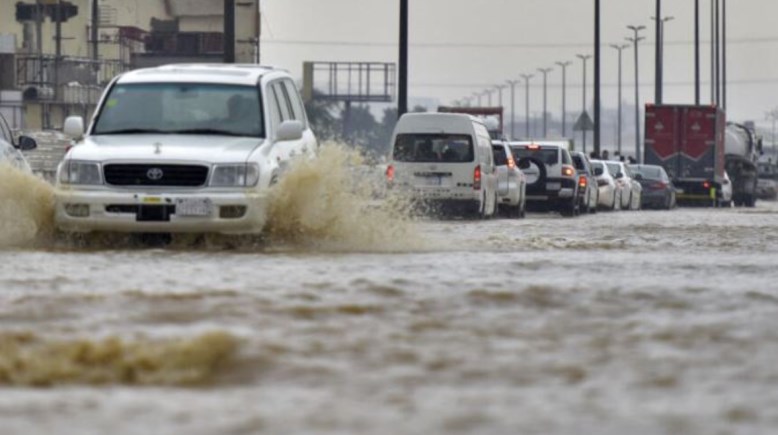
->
[0,113,37,173]
[492,141,526,218]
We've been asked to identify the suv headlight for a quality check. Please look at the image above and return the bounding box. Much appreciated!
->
[210,163,260,187]
[58,160,103,185]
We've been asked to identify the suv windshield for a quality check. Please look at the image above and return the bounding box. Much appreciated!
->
[93,83,264,138]
[393,134,474,163]
[511,146,559,165]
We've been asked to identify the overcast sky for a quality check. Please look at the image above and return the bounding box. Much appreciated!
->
[260,0,778,129]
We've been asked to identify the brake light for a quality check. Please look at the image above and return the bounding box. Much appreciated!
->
[703,181,711,189]
[527,144,540,150]
[507,156,516,170]
[578,175,587,188]
[386,165,395,183]
[561,165,575,177]
[473,165,482,190]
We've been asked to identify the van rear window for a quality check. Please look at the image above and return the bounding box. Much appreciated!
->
[393,134,474,163]
[511,147,559,165]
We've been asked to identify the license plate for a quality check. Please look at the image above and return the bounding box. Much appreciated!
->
[546,182,561,190]
[175,198,212,217]
[676,188,685,194]
[418,176,441,186]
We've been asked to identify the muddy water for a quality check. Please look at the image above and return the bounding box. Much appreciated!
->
[2,155,778,434]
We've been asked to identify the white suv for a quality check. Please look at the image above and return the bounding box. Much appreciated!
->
[55,64,317,234]
[509,141,580,217]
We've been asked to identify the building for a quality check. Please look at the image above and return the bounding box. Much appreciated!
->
[0,0,259,131]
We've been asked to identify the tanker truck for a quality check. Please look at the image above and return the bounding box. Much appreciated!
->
[724,123,761,207]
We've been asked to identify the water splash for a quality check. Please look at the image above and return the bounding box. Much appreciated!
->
[265,143,418,251]
[0,164,55,248]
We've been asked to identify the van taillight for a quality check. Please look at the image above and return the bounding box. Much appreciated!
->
[703,181,711,189]
[578,175,587,188]
[562,165,575,177]
[473,166,482,190]
[508,156,516,170]
[386,165,395,183]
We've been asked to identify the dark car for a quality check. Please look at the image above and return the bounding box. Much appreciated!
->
[570,151,599,214]
[630,164,676,210]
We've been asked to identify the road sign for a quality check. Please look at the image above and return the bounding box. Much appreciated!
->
[573,111,595,132]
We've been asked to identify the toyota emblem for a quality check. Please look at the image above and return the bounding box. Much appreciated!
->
[147,167,164,181]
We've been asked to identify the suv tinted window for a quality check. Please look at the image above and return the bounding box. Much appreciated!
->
[492,145,507,166]
[511,146,558,165]
[572,155,586,171]
[394,134,474,163]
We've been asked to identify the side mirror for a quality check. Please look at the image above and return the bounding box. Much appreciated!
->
[594,167,604,176]
[64,116,85,140]
[276,120,304,142]
[634,173,644,181]
[16,135,37,151]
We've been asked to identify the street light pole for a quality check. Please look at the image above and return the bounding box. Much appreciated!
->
[695,0,700,104]
[722,0,727,110]
[520,74,534,138]
[556,61,572,138]
[611,44,630,157]
[576,54,592,153]
[628,25,646,163]
[651,15,674,104]
[594,0,602,156]
[655,0,661,103]
[538,68,552,137]
[485,89,495,107]
[398,0,408,116]
[507,80,519,139]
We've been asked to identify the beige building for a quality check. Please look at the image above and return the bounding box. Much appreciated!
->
[0,0,260,130]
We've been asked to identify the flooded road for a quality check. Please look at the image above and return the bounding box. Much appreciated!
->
[2,164,778,433]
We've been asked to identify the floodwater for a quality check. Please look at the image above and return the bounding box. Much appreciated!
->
[2,152,778,434]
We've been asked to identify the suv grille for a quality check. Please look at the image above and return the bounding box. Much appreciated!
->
[104,164,209,187]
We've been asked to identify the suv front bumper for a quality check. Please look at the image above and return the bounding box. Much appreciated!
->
[54,188,269,234]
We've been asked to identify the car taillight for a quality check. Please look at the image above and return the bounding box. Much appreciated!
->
[473,165,482,190]
[578,175,587,188]
[703,181,711,189]
[561,165,575,177]
[507,156,516,170]
[386,165,395,183]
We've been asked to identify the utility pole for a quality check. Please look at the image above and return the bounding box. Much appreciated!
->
[520,73,534,138]
[484,89,494,106]
[651,15,674,105]
[611,44,630,156]
[54,0,62,102]
[710,0,715,103]
[594,0,602,155]
[627,25,646,163]
[695,0,700,104]
[398,0,409,116]
[224,0,236,63]
[507,80,519,139]
[496,84,507,108]
[556,61,572,138]
[722,0,727,110]
[538,67,552,138]
[576,54,591,152]
[91,0,99,61]
[655,0,661,103]
[715,0,720,106]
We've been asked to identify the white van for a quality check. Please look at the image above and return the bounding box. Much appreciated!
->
[387,113,498,217]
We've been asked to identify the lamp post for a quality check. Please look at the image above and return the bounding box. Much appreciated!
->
[627,25,646,163]
[398,0,408,116]
[538,67,553,138]
[520,73,534,138]
[484,89,495,106]
[610,44,630,156]
[556,61,572,138]
[475,92,483,107]
[507,79,520,139]
[695,0,701,104]
[651,15,674,104]
[576,54,592,152]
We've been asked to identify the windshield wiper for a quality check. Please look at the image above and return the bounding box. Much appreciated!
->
[170,128,249,137]
[96,128,170,135]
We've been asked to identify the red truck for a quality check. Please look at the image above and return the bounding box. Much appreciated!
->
[644,104,728,205]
